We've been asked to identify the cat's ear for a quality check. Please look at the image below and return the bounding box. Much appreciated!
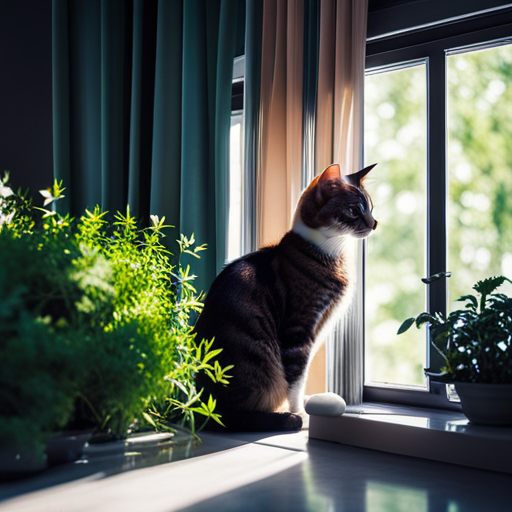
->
[345,163,377,187]
[316,164,342,202]
[318,163,341,186]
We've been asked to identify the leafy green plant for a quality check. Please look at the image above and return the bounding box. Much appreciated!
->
[0,173,230,456]
[0,232,80,457]
[398,274,512,383]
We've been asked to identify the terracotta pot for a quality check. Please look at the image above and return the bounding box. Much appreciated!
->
[454,382,512,426]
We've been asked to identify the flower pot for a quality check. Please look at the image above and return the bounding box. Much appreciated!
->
[0,447,47,481]
[454,382,512,426]
[45,430,92,466]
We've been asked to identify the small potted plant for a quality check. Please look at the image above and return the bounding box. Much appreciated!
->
[398,274,512,425]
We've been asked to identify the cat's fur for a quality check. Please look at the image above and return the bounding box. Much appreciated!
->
[194,163,377,432]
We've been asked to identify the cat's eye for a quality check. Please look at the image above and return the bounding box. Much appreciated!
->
[346,205,362,218]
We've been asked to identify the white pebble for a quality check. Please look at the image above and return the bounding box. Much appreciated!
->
[305,392,346,417]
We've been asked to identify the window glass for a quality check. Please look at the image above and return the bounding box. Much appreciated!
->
[364,62,427,388]
[227,112,244,262]
[447,43,512,305]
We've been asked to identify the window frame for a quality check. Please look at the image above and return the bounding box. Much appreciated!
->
[228,55,252,263]
[363,5,512,409]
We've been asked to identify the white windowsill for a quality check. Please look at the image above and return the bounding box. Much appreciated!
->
[308,402,512,475]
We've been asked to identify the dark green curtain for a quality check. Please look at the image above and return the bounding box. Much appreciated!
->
[52,0,241,292]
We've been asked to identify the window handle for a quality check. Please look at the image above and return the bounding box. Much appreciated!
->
[421,271,452,285]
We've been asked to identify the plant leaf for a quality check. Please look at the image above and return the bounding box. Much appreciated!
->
[202,348,222,364]
[456,294,478,309]
[142,412,157,428]
[397,317,415,335]
[415,311,437,327]
[473,275,511,296]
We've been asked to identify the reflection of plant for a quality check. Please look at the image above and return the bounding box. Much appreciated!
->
[398,274,512,383]
[0,174,229,458]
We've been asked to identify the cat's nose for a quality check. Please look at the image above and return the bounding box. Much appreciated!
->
[372,219,378,230]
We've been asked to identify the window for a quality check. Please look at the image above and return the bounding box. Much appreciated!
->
[228,111,244,262]
[364,61,428,389]
[227,56,246,263]
[364,4,512,407]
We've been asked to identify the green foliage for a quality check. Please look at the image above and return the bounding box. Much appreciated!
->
[0,171,37,233]
[398,274,512,383]
[364,63,428,385]
[447,46,512,303]
[0,235,79,456]
[146,336,233,433]
[0,174,229,456]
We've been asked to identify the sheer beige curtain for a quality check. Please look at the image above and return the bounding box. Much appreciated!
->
[259,0,304,247]
[256,0,368,403]
[317,0,368,405]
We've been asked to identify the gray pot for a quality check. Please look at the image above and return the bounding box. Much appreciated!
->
[45,430,92,466]
[454,382,512,426]
[0,447,47,479]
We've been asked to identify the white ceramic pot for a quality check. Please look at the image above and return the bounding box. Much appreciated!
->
[454,382,512,426]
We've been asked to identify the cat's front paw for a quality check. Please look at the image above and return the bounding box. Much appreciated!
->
[297,409,310,430]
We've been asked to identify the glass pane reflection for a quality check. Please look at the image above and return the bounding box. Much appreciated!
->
[366,481,428,512]
[364,62,427,387]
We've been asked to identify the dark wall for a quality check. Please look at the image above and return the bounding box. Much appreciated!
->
[0,0,53,203]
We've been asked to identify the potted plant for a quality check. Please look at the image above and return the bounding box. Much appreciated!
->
[398,274,512,425]
[0,174,229,475]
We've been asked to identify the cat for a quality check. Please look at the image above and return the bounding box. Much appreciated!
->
[193,162,377,432]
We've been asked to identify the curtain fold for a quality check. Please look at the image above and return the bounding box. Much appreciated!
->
[243,0,264,253]
[52,0,240,292]
[302,0,319,188]
[258,0,304,247]
[250,0,369,402]
[325,0,368,405]
[150,0,182,248]
[215,1,240,274]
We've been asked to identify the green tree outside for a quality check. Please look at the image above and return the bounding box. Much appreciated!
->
[363,43,512,387]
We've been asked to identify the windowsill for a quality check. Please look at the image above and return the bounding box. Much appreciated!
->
[308,402,512,475]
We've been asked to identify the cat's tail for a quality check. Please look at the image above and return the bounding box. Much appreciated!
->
[199,410,303,433]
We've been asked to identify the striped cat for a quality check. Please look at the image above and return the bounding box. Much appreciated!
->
[194,163,377,431]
